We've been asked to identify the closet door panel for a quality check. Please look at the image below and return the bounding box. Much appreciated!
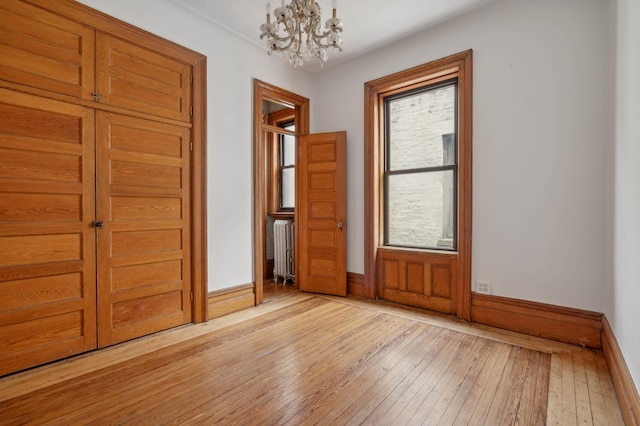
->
[96,33,191,122]
[96,112,191,347]
[0,89,97,376]
[0,0,95,100]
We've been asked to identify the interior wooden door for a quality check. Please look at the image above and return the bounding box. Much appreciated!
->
[298,131,347,296]
[0,89,97,376]
[96,112,192,347]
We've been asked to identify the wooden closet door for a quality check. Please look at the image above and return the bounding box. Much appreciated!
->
[0,0,95,100]
[96,33,191,122]
[96,112,192,347]
[0,89,97,376]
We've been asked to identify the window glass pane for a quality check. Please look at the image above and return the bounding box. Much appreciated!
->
[281,167,295,209]
[388,84,456,171]
[386,170,454,249]
[282,134,295,166]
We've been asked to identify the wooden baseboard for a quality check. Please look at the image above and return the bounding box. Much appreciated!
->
[471,293,603,349]
[602,317,640,425]
[347,272,366,298]
[208,284,255,320]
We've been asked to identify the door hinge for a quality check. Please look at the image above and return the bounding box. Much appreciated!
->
[190,141,193,152]
[190,292,194,302]
[190,106,193,116]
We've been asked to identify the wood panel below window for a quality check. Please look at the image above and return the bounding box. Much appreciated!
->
[377,248,456,314]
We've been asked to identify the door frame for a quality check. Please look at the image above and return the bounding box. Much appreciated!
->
[191,58,208,323]
[252,79,309,304]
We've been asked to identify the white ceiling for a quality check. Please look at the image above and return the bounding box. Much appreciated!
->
[174,0,495,73]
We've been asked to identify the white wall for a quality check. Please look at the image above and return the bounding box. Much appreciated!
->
[607,0,640,395]
[75,0,314,292]
[312,0,613,311]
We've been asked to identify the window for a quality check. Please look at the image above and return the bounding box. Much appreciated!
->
[364,50,472,318]
[267,108,297,216]
[279,123,295,210]
[384,82,457,250]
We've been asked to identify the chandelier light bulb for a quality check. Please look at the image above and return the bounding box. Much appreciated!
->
[260,0,344,68]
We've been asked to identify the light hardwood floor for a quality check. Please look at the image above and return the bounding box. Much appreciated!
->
[0,291,624,425]
[264,279,298,303]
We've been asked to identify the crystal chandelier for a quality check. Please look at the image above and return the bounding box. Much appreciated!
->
[260,0,343,68]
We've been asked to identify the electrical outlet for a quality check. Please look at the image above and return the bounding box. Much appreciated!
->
[476,280,491,295]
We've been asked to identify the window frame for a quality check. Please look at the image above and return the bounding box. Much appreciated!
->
[382,80,459,251]
[278,122,296,211]
[364,50,473,319]
[267,108,297,217]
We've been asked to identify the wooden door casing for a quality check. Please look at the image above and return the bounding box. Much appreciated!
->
[96,112,192,347]
[252,79,310,305]
[0,89,97,376]
[298,132,347,296]
[0,0,95,101]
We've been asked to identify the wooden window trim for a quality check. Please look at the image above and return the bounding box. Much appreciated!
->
[364,50,473,320]
[267,108,297,217]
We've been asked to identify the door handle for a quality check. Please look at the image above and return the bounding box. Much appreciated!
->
[93,221,104,228]
[337,221,343,230]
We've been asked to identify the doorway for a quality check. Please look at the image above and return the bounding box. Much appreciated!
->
[252,80,309,304]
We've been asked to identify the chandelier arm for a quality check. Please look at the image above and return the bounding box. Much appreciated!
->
[271,41,297,52]
[309,26,342,44]
[309,37,343,51]
[270,32,295,44]
[315,29,335,38]
[260,30,296,53]
[282,16,296,34]
[260,31,295,47]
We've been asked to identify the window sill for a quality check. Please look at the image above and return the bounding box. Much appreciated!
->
[378,245,457,258]
[269,211,294,219]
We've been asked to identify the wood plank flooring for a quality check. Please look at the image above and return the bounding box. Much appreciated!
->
[263,279,298,303]
[0,291,624,425]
